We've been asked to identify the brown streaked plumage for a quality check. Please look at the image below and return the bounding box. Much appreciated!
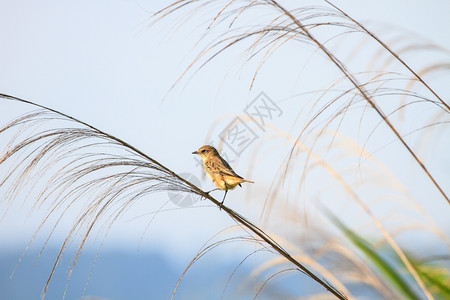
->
[192,145,254,207]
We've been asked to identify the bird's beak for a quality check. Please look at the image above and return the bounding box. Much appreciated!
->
[192,151,198,155]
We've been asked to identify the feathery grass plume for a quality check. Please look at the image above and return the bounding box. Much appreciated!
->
[0,93,348,299]
[152,0,449,207]
[0,95,201,298]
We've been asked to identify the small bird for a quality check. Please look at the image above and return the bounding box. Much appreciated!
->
[192,145,254,208]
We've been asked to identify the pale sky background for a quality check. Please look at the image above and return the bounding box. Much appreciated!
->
[1,0,449,268]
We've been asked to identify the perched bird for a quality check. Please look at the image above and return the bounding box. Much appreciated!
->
[192,145,254,207]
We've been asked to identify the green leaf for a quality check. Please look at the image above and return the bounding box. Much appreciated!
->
[413,259,450,299]
[327,212,421,300]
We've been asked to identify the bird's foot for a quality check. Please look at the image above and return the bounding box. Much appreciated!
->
[205,188,218,195]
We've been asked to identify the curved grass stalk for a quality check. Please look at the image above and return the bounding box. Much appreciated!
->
[221,248,268,300]
[265,1,448,210]
[242,123,439,299]
[252,268,298,300]
[322,0,449,112]
[171,236,265,299]
[252,253,355,299]
[0,93,348,300]
[152,1,449,207]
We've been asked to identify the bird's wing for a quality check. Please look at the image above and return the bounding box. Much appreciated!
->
[218,156,243,179]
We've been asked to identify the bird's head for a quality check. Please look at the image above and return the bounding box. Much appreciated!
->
[192,145,219,160]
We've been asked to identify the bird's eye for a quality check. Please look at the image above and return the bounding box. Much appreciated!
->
[201,149,206,153]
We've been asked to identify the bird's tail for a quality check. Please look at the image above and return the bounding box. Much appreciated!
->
[241,179,254,184]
